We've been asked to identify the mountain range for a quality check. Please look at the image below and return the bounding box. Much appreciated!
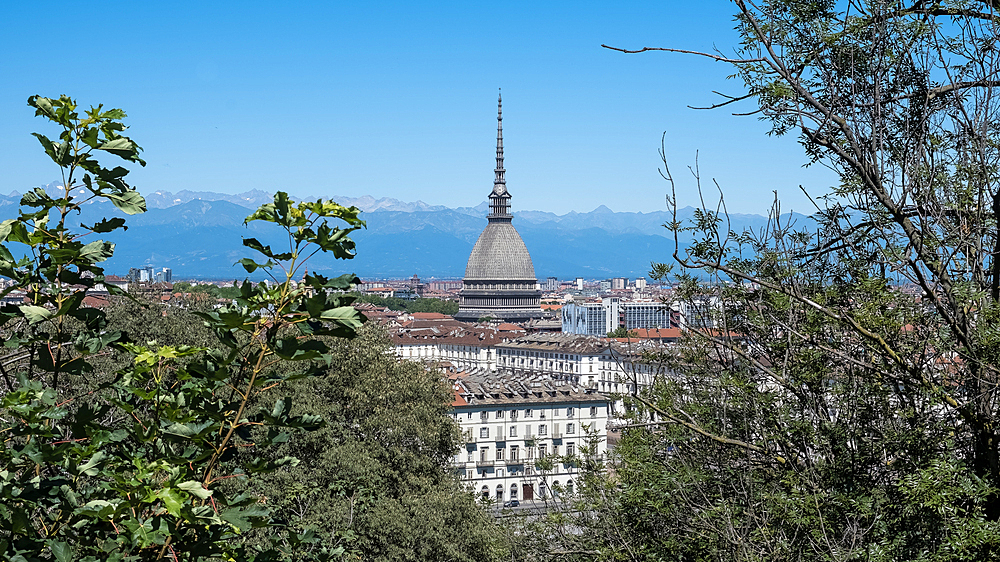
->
[0,187,809,280]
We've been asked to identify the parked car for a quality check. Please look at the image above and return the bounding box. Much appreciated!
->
[503,500,520,508]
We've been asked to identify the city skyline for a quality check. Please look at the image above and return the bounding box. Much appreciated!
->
[1,1,835,216]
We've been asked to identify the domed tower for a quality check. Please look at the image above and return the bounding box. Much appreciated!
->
[454,93,543,323]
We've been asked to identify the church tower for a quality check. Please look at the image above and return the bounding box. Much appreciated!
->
[454,92,543,323]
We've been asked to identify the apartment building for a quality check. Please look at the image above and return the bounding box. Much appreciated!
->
[562,297,677,336]
[452,372,610,503]
[495,332,668,397]
[390,317,526,372]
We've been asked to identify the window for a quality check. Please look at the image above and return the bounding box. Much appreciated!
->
[567,442,576,456]
[539,425,548,436]
[539,444,547,457]
[567,423,575,434]
[480,448,488,462]
[566,407,574,418]
[467,412,473,419]
[496,448,505,461]
[527,447,535,459]
[511,446,519,461]
[511,410,519,420]
[480,427,489,439]
[525,409,533,418]
[540,410,546,419]
[510,426,517,437]
[590,406,598,417]
[496,410,504,419]
[480,411,488,421]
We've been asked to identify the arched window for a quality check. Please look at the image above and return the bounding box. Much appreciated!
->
[496,484,504,500]
[510,483,518,500]
[566,480,574,496]
[481,485,489,500]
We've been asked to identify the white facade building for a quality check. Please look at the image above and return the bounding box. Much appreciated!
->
[495,333,669,403]
[452,372,610,503]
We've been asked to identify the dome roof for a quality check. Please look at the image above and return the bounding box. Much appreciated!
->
[464,221,536,281]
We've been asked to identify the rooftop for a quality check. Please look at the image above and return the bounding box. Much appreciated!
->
[454,370,606,406]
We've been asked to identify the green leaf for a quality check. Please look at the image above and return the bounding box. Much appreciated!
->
[0,218,16,241]
[155,488,185,517]
[79,240,115,264]
[178,480,213,499]
[320,306,366,331]
[107,190,146,215]
[219,505,270,530]
[20,304,52,324]
[48,540,72,562]
[237,257,273,273]
[96,137,140,160]
[77,451,107,476]
[77,500,117,519]
[85,217,127,233]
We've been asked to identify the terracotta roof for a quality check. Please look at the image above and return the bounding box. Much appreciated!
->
[631,328,682,340]
[82,295,109,308]
[411,312,450,319]
[390,319,503,348]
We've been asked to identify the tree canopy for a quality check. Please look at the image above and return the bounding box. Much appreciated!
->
[568,1,1000,560]
[0,96,499,562]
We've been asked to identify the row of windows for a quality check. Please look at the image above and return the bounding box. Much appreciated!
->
[467,442,576,462]
[473,479,575,502]
[499,350,593,361]
[478,423,576,438]
[472,406,597,420]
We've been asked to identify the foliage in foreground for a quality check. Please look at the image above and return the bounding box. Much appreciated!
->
[235,324,502,560]
[540,2,1000,561]
[0,95,500,561]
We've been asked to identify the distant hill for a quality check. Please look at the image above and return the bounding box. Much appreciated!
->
[0,187,812,279]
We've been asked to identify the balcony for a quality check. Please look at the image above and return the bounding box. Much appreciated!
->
[476,459,493,467]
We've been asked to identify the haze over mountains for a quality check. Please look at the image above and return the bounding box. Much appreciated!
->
[0,187,806,280]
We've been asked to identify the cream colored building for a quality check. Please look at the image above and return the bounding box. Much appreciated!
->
[451,372,610,504]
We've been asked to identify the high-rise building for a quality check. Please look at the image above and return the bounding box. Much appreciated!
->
[455,93,543,323]
[155,268,172,284]
[562,298,674,335]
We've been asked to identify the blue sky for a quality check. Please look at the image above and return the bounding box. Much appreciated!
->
[0,1,835,215]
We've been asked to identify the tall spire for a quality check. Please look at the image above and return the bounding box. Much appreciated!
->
[494,90,506,195]
[488,89,512,221]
